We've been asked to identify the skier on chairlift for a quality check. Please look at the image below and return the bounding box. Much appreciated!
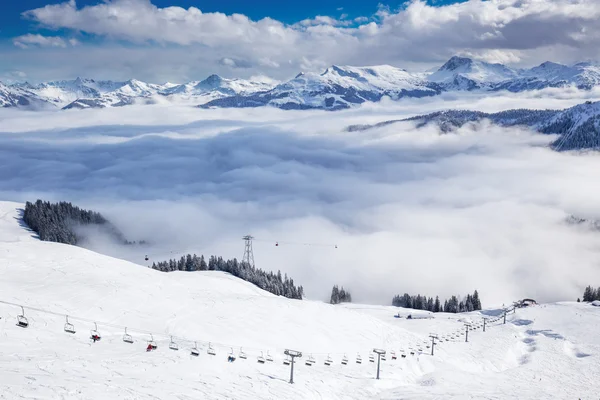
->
[147,343,153,352]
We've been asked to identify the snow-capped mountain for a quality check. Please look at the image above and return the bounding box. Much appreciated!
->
[0,82,48,108]
[349,100,600,151]
[202,65,442,110]
[495,61,600,91]
[427,56,519,90]
[2,56,600,111]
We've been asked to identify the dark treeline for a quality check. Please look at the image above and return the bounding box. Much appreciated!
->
[582,285,600,302]
[330,285,352,304]
[23,200,136,245]
[151,254,304,300]
[392,290,482,313]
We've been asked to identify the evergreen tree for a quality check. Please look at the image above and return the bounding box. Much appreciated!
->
[434,296,441,313]
[583,286,594,302]
[330,285,340,304]
[472,290,482,310]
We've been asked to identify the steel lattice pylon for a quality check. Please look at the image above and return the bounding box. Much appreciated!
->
[242,235,255,268]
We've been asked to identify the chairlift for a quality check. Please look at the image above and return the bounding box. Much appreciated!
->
[391,351,397,360]
[381,353,386,361]
[369,353,375,363]
[239,347,247,359]
[341,354,348,365]
[147,334,157,351]
[145,255,149,261]
[207,342,216,356]
[191,342,200,357]
[356,353,362,364]
[257,352,266,364]
[122,327,133,343]
[283,355,291,365]
[305,354,315,366]
[90,322,101,341]
[401,351,407,358]
[169,336,179,351]
[324,354,333,366]
[16,306,28,328]
[266,351,273,362]
[64,315,76,334]
[410,348,415,356]
[275,242,279,247]
[228,348,237,362]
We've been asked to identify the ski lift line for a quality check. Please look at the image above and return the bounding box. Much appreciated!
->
[0,299,396,356]
[0,299,504,358]
[253,238,338,248]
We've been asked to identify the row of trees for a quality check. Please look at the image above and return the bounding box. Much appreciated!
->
[582,286,600,302]
[392,290,482,313]
[151,254,304,300]
[330,285,352,304]
[22,200,134,245]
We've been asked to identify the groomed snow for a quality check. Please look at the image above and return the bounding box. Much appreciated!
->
[0,201,598,399]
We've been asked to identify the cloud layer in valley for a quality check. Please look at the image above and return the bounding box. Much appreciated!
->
[4,0,600,81]
[1,93,600,306]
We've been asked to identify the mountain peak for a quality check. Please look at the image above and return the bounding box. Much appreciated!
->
[440,56,474,71]
[201,74,224,87]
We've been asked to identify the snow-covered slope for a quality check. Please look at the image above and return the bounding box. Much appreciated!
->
[0,201,598,399]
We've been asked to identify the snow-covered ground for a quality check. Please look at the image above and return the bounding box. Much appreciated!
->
[0,201,598,399]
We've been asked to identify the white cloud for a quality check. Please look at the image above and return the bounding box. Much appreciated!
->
[13,34,78,49]
[11,0,600,81]
[0,94,599,305]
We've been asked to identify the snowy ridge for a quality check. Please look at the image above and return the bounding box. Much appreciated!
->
[348,100,600,151]
[0,201,598,399]
[2,56,600,110]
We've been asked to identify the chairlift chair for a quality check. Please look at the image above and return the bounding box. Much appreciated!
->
[401,351,407,358]
[369,354,375,363]
[228,348,237,362]
[356,353,362,364]
[207,343,216,356]
[324,354,333,366]
[391,351,397,360]
[283,355,291,365]
[90,322,101,341]
[64,315,76,334]
[16,306,29,328]
[266,351,273,362]
[341,354,348,365]
[145,255,149,261]
[122,327,133,343]
[147,334,157,350]
[239,347,247,359]
[169,336,179,351]
[191,342,200,357]
[381,353,387,361]
[257,352,266,364]
[305,354,315,366]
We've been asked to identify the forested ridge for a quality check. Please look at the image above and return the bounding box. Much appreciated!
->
[392,290,482,313]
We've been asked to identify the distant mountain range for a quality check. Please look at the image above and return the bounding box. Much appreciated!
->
[347,100,600,151]
[2,56,600,111]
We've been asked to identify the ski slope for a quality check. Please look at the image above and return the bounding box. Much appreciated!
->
[0,201,598,399]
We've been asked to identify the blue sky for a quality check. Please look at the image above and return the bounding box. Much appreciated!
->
[1,0,463,38]
[0,0,597,82]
